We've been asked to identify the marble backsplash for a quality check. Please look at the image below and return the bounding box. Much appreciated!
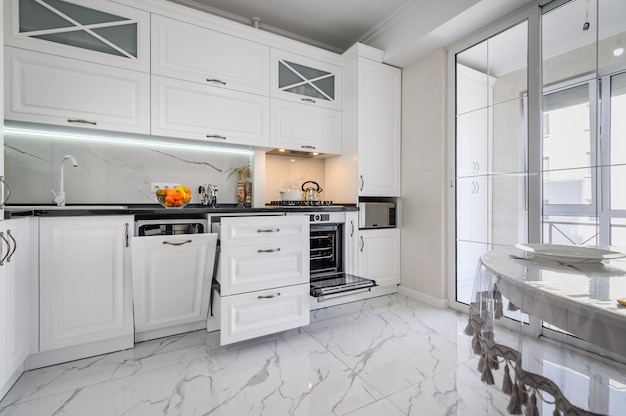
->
[3,126,252,205]
[2,123,328,206]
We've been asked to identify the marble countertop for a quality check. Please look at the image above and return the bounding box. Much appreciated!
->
[480,247,626,355]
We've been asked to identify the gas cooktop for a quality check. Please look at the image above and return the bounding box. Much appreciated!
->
[269,200,334,206]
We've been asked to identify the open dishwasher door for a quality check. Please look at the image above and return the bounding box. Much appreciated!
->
[132,218,217,342]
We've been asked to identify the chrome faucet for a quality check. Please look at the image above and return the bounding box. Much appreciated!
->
[51,154,78,207]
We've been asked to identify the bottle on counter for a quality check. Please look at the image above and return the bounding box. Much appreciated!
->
[244,167,252,207]
[237,168,245,207]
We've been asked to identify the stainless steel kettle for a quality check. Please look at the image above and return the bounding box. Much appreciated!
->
[301,181,323,201]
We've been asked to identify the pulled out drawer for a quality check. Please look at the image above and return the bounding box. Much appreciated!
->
[216,283,309,345]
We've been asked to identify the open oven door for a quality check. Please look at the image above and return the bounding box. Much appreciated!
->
[310,273,377,301]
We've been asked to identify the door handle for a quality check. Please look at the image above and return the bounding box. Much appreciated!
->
[350,221,354,237]
[360,236,364,252]
[125,223,129,248]
[162,239,192,246]
[67,118,97,125]
[360,175,364,191]
[6,230,17,262]
[258,248,281,253]
[0,176,10,207]
[258,292,281,299]
[0,232,9,266]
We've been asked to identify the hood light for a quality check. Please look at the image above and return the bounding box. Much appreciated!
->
[614,47,624,57]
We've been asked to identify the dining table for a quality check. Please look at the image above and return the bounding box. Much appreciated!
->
[466,245,626,416]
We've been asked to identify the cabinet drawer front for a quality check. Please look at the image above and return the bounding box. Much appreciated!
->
[152,15,269,95]
[219,284,309,345]
[219,215,308,247]
[271,99,341,155]
[5,47,149,134]
[219,242,309,295]
[151,76,270,146]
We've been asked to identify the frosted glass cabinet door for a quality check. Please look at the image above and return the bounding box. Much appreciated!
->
[4,0,150,72]
[271,49,341,110]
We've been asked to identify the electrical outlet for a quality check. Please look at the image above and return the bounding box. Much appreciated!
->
[151,183,179,193]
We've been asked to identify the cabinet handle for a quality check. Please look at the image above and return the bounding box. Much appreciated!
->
[258,292,281,299]
[163,239,192,246]
[301,145,316,150]
[206,134,227,140]
[68,118,97,126]
[206,78,226,85]
[0,176,10,207]
[125,223,129,248]
[258,248,281,253]
[350,221,354,237]
[301,98,316,104]
[6,230,17,263]
[360,236,364,252]
[257,228,280,233]
[360,175,364,191]
[0,232,9,266]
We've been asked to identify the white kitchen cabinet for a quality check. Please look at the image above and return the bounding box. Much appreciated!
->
[216,283,309,345]
[326,52,401,202]
[151,75,270,146]
[271,99,341,155]
[4,0,150,72]
[5,47,150,134]
[343,211,359,275]
[215,215,310,345]
[131,233,217,341]
[0,218,30,401]
[271,49,341,110]
[38,216,133,355]
[151,15,270,95]
[358,228,400,287]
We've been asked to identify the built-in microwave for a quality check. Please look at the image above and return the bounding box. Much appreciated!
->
[359,202,396,229]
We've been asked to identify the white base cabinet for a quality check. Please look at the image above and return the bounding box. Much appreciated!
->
[131,233,217,341]
[5,47,150,134]
[214,215,310,345]
[37,216,133,356]
[358,228,400,287]
[217,283,309,345]
[0,218,31,401]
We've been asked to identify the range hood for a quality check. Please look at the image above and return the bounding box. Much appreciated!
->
[266,148,323,158]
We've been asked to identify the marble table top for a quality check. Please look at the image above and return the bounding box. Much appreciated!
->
[480,247,626,355]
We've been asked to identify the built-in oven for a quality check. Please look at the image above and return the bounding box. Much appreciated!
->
[287,211,376,301]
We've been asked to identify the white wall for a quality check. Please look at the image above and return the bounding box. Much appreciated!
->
[400,48,448,304]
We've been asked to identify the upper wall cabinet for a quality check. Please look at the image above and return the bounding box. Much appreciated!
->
[5,46,150,134]
[4,0,150,72]
[151,15,270,95]
[271,49,341,110]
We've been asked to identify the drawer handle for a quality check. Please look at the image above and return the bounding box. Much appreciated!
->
[258,292,281,299]
[301,98,316,104]
[257,228,280,233]
[162,239,192,246]
[206,78,226,85]
[258,248,281,253]
[207,134,227,140]
[301,145,316,150]
[68,118,97,126]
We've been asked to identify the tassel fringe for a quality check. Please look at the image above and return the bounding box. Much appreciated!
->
[525,392,539,416]
[502,363,513,395]
[464,321,475,336]
[471,333,481,355]
[507,383,523,415]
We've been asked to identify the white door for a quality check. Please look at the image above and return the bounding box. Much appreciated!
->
[4,219,29,380]
[39,216,133,351]
[131,233,217,333]
[358,228,400,287]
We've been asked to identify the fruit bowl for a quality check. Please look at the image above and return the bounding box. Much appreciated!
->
[155,186,191,209]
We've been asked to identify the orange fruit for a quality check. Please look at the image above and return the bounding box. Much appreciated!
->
[173,192,183,201]
[165,195,174,204]
[174,200,183,207]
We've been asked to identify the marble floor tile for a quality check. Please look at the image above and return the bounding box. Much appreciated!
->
[2,293,626,415]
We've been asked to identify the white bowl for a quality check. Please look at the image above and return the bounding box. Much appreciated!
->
[280,190,303,201]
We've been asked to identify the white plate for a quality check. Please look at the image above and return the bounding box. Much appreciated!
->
[514,243,626,264]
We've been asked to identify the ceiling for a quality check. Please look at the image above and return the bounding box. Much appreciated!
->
[167,0,537,67]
